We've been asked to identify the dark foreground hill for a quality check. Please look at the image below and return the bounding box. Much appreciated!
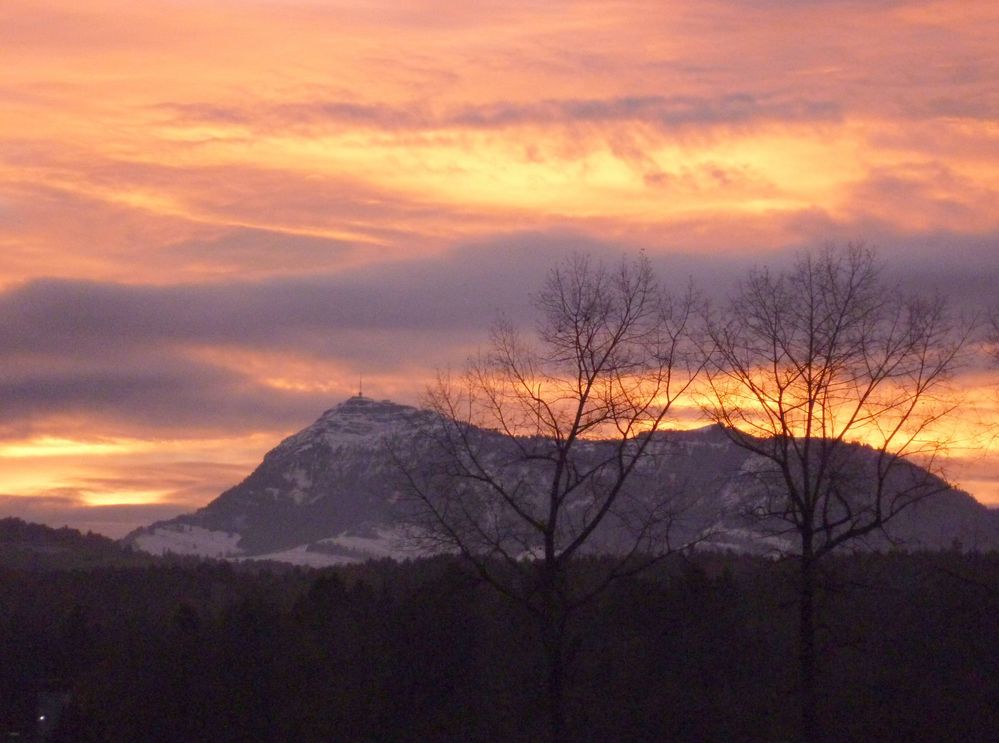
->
[0,518,152,570]
[127,396,999,564]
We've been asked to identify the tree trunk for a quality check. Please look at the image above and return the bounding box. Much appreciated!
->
[543,625,567,743]
[799,551,818,743]
[539,562,567,743]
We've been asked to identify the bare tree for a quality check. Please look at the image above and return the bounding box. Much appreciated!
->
[989,306,999,365]
[395,253,704,743]
[702,244,965,742]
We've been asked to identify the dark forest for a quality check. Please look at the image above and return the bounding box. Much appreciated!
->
[1,520,996,742]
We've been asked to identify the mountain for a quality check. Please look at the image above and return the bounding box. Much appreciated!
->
[126,396,999,565]
[128,397,430,565]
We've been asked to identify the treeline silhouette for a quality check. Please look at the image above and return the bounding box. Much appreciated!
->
[1,548,997,742]
[0,518,155,571]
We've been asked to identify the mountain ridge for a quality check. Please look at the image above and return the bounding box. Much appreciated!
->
[125,396,999,565]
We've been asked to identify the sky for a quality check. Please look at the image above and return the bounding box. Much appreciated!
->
[2,0,997,537]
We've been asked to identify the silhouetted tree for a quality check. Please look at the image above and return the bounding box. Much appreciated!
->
[702,244,966,742]
[989,307,999,365]
[396,253,704,742]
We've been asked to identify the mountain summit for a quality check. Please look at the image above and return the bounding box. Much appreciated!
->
[127,397,999,565]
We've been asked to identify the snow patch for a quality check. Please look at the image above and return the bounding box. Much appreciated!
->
[238,545,362,567]
[285,467,313,505]
[133,524,243,558]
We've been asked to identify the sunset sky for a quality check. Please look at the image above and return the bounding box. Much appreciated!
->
[2,0,997,537]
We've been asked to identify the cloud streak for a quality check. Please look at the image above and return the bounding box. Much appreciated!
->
[1,232,994,440]
[160,93,843,134]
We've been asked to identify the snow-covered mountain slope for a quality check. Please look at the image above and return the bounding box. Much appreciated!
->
[128,397,429,563]
[126,396,999,564]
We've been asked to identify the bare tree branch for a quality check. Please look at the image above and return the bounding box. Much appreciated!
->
[701,243,967,742]
[393,252,706,743]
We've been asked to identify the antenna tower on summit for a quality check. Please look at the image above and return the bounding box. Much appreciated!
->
[358,375,363,398]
